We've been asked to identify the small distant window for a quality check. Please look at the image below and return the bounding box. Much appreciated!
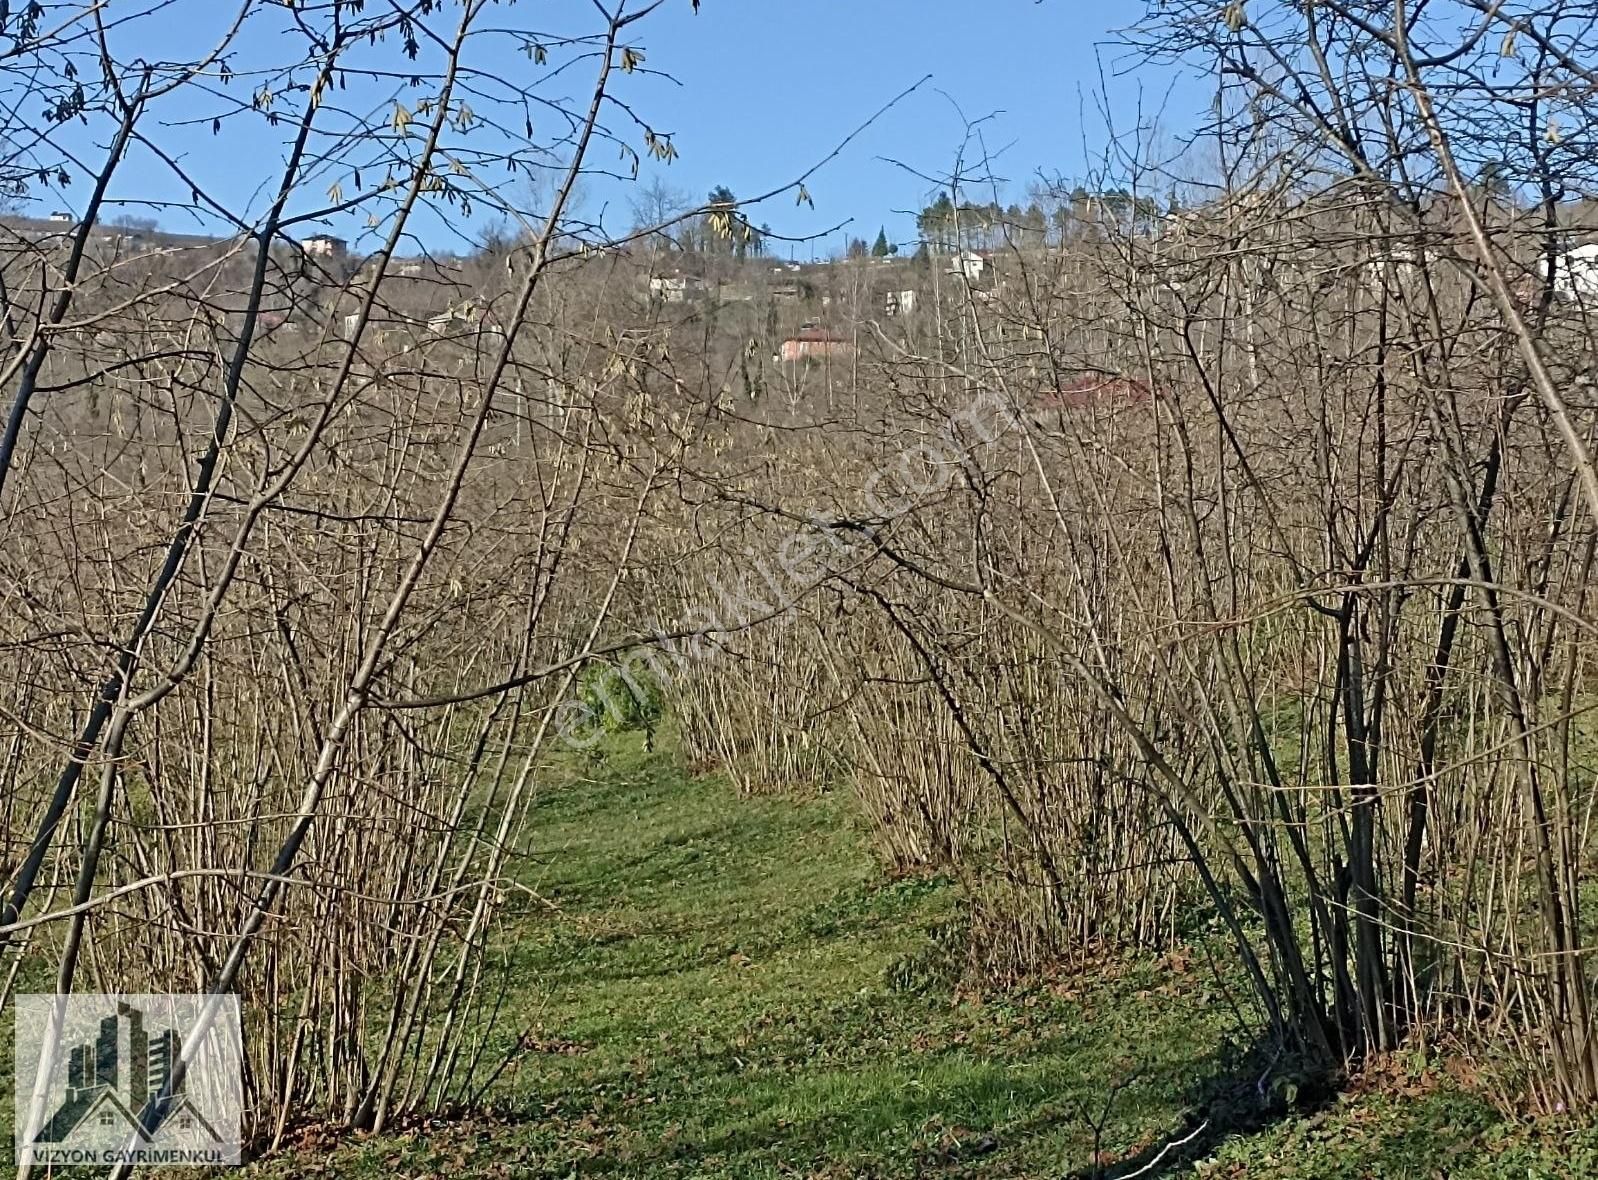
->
[99,1110,116,1126]
[178,1113,193,1130]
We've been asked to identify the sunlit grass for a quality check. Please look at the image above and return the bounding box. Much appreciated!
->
[237,739,1597,1178]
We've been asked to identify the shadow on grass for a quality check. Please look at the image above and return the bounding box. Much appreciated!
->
[1062,1033,1340,1180]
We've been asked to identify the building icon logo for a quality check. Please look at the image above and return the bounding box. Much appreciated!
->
[15,993,241,1167]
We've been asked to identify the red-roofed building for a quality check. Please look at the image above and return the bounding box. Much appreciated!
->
[1033,373,1152,410]
[778,326,852,363]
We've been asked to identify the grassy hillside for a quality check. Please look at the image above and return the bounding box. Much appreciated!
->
[236,743,1591,1179]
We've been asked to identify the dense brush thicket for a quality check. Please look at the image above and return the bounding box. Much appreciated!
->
[6,2,1598,1162]
[661,193,1598,1110]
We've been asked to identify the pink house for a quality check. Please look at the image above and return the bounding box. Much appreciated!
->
[778,327,853,363]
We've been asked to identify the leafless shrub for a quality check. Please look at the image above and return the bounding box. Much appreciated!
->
[0,0,708,1156]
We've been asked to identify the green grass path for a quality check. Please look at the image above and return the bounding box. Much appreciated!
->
[250,747,1596,1179]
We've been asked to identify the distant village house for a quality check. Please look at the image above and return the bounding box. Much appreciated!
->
[303,233,347,259]
[778,326,853,363]
[884,289,917,316]
[648,273,706,303]
[955,251,988,284]
[1544,242,1598,299]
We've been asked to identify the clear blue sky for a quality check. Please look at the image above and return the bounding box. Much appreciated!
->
[32,0,1210,257]
[621,0,1207,258]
